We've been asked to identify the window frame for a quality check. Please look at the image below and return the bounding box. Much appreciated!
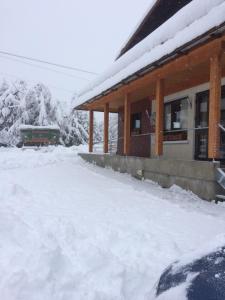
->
[164,97,188,142]
[131,112,142,135]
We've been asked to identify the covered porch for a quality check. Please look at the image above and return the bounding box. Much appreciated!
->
[85,37,225,161]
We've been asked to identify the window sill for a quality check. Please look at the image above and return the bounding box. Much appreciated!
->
[163,140,189,145]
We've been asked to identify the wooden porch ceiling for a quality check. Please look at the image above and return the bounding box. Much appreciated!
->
[83,36,225,112]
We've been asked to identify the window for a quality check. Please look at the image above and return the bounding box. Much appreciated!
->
[195,91,209,129]
[164,98,188,141]
[131,113,141,134]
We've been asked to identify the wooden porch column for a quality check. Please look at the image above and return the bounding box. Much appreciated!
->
[124,94,131,155]
[155,79,164,156]
[208,53,222,159]
[89,110,94,153]
[104,103,109,153]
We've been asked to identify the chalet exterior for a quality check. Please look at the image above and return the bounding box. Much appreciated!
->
[75,0,225,201]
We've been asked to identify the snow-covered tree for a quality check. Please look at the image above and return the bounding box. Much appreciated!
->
[58,105,88,146]
[24,83,58,126]
[0,79,104,147]
[92,114,118,144]
[109,114,118,142]
[0,80,60,145]
[0,80,27,145]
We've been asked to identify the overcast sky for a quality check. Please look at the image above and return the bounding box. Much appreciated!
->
[0,0,152,102]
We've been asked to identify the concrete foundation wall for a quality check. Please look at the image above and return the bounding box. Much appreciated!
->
[79,153,221,201]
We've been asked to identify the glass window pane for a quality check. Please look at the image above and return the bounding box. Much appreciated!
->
[135,119,141,129]
[196,92,209,128]
[200,101,208,127]
[164,104,171,130]
[180,99,188,129]
[164,98,188,141]
[131,113,141,133]
[221,92,225,126]
[172,102,180,129]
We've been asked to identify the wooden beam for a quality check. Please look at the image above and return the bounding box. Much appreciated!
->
[155,79,164,156]
[104,103,109,153]
[124,94,131,155]
[89,110,94,153]
[85,37,225,110]
[208,53,222,159]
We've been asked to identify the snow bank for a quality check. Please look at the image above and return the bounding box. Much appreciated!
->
[76,0,225,106]
[0,145,88,170]
[0,147,225,299]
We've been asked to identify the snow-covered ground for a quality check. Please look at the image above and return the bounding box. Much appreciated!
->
[0,146,225,300]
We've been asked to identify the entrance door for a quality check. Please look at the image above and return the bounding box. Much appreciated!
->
[195,91,209,160]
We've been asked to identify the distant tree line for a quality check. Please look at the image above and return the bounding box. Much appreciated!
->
[0,79,117,147]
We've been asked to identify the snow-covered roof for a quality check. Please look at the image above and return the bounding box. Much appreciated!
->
[76,0,225,108]
[115,0,157,59]
[20,125,60,131]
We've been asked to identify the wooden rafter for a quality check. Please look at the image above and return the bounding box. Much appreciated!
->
[84,37,225,111]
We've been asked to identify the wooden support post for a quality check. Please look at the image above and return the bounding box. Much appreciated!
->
[89,110,94,153]
[124,94,131,155]
[208,53,222,159]
[155,79,164,156]
[104,103,109,153]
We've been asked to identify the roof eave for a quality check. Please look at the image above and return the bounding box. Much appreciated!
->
[74,22,225,111]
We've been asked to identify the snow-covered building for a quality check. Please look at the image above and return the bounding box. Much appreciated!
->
[19,125,60,147]
[75,0,225,201]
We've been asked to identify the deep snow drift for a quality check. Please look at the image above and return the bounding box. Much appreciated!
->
[0,146,225,300]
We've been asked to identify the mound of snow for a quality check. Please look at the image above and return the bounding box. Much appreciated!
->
[0,147,224,299]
